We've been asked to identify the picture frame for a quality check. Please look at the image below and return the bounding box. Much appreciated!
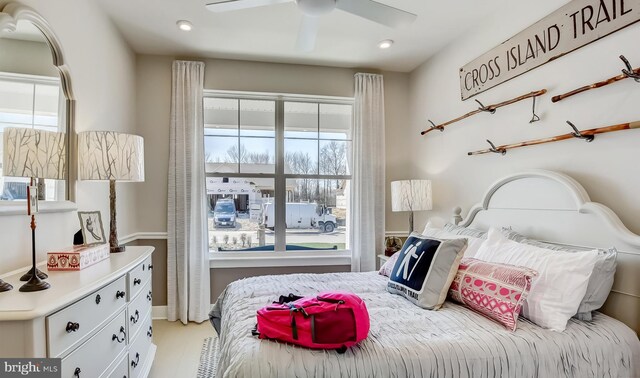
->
[78,211,106,246]
[27,185,38,215]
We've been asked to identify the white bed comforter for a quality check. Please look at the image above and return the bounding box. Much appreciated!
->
[209,272,640,378]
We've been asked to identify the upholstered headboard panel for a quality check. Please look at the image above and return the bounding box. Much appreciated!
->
[454,170,640,333]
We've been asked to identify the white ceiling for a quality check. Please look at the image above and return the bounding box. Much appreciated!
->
[95,0,509,72]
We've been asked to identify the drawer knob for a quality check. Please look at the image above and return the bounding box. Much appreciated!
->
[147,326,153,337]
[95,294,101,305]
[147,290,152,301]
[66,322,80,333]
[130,310,140,324]
[148,264,153,271]
[131,352,140,368]
[133,278,141,286]
[112,326,126,343]
[74,367,81,377]
[116,290,126,299]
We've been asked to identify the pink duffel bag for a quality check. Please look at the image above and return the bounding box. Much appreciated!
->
[252,291,370,353]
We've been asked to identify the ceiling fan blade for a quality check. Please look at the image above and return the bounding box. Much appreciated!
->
[295,15,320,52]
[206,0,293,12]
[335,0,416,28]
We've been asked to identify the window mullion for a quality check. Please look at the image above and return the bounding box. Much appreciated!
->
[274,98,286,252]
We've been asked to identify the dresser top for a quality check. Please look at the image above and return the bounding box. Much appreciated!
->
[0,246,154,321]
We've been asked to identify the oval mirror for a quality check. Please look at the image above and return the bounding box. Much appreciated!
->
[0,3,76,214]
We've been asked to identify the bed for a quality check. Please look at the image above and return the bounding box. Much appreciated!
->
[209,170,640,378]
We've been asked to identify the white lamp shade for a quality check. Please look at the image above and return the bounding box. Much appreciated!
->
[391,180,432,212]
[78,131,144,181]
[2,128,66,179]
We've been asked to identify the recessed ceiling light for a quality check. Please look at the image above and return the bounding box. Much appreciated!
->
[378,40,394,49]
[176,20,193,32]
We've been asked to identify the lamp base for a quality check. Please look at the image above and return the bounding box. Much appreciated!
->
[19,267,48,282]
[0,279,12,292]
[19,274,50,292]
[111,245,126,253]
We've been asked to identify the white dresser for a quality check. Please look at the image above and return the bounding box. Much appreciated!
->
[0,246,156,378]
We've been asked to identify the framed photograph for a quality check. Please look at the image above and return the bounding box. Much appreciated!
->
[27,185,38,215]
[78,211,106,245]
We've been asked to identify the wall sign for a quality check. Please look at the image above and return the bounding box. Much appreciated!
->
[460,0,640,100]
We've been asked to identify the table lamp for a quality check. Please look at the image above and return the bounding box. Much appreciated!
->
[78,131,144,253]
[2,127,66,291]
[391,179,432,234]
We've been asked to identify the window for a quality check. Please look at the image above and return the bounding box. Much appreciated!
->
[204,92,353,254]
[0,72,63,201]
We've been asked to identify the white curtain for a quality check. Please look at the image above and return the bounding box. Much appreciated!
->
[167,60,210,323]
[351,73,386,272]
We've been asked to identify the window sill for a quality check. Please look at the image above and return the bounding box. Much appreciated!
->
[209,250,352,268]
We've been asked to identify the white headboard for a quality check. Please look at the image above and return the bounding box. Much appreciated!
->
[453,170,640,333]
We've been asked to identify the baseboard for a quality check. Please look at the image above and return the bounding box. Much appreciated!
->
[152,306,168,320]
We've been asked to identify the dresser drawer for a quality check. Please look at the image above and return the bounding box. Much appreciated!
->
[105,351,129,378]
[47,276,127,358]
[127,281,152,343]
[61,311,127,378]
[128,313,153,378]
[127,256,152,301]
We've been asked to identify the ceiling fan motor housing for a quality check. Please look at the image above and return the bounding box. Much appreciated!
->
[296,0,337,16]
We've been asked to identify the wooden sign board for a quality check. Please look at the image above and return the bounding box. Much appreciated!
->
[460,0,640,100]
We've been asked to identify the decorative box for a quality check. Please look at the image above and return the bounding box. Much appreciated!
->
[47,243,110,271]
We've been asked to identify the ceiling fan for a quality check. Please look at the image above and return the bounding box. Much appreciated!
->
[206,0,417,52]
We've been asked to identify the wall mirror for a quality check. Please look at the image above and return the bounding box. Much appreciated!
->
[0,3,76,214]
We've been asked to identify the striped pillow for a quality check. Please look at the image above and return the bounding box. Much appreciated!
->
[449,258,537,331]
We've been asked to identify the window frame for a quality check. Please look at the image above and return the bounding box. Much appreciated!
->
[204,90,354,266]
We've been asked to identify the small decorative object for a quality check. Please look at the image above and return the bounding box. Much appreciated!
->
[78,131,145,253]
[552,55,640,103]
[391,180,433,234]
[468,120,640,156]
[47,243,110,271]
[421,89,547,135]
[78,211,106,246]
[3,128,66,291]
[384,236,403,257]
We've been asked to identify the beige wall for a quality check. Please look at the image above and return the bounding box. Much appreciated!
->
[0,0,138,271]
[408,2,640,235]
[0,38,58,77]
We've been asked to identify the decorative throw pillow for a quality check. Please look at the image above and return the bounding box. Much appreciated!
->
[387,233,467,310]
[449,258,537,331]
[379,252,399,277]
[474,228,600,331]
[500,228,617,321]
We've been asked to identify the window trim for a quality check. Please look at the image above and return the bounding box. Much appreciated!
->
[204,90,354,255]
[209,250,352,268]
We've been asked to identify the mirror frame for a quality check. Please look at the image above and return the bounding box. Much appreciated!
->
[0,2,77,214]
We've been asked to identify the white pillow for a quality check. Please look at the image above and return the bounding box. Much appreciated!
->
[474,228,600,331]
[422,226,485,258]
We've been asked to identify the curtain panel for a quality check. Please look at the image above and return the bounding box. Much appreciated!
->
[167,60,210,323]
[351,73,386,272]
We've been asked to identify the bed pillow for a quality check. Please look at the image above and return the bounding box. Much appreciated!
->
[387,232,467,310]
[474,228,601,331]
[421,226,486,258]
[443,223,487,239]
[449,258,537,331]
[500,228,618,321]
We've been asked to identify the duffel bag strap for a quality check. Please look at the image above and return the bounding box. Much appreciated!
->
[276,293,304,304]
